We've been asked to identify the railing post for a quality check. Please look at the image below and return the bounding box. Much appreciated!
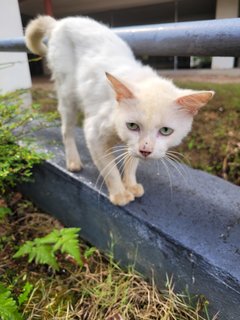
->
[44,0,53,16]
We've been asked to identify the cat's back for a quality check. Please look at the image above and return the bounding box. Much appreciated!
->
[50,16,133,58]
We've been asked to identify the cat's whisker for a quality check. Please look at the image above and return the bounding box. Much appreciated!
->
[95,151,129,190]
[120,153,132,177]
[122,155,136,182]
[155,159,160,176]
[96,151,130,200]
[164,156,188,183]
[167,150,191,166]
[165,155,186,176]
[104,146,128,154]
[97,152,130,201]
[165,153,190,179]
[99,147,129,161]
[159,158,173,198]
[166,153,187,171]
[166,152,183,163]
[97,153,129,204]
[98,145,128,159]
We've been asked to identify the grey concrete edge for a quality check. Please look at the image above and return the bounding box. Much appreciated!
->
[19,127,240,320]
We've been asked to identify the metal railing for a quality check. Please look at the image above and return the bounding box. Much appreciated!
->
[0,18,240,56]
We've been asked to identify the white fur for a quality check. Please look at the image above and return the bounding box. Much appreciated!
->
[25,16,214,206]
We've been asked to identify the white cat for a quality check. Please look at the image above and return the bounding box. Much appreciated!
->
[25,16,214,206]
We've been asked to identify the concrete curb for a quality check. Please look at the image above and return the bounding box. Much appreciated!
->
[20,126,240,319]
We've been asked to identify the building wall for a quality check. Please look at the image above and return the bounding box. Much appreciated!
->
[211,0,239,69]
[0,0,31,94]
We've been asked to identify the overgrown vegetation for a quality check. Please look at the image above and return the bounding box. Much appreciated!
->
[0,91,58,194]
[13,227,94,270]
[175,81,240,185]
[0,90,216,318]
[0,194,215,320]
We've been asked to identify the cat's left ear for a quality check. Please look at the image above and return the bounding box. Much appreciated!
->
[176,91,215,115]
[106,72,135,102]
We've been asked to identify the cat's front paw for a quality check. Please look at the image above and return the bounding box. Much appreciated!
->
[125,183,144,198]
[110,190,135,206]
[66,159,83,172]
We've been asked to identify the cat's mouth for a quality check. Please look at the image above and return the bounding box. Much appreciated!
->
[131,151,154,160]
[132,151,166,160]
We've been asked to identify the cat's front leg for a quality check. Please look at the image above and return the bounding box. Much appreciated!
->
[95,150,135,206]
[123,157,144,198]
[85,133,134,206]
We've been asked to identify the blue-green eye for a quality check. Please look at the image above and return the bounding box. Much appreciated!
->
[159,127,174,136]
[126,122,140,131]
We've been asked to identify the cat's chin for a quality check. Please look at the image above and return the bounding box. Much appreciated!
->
[132,153,166,161]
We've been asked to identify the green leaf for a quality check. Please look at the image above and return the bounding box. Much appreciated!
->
[52,228,82,266]
[14,240,59,270]
[0,284,22,320]
[0,207,11,220]
[14,228,84,270]
[84,247,96,259]
[37,229,60,244]
[0,91,57,194]
[13,241,34,259]
[18,282,33,306]
[33,243,59,270]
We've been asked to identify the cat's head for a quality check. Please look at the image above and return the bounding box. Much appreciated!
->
[106,72,214,160]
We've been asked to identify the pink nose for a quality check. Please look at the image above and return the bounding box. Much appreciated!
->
[140,150,152,157]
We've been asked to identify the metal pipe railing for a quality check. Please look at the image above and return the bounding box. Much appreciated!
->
[0,18,240,56]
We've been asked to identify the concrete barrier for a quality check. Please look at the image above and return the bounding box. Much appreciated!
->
[20,126,240,320]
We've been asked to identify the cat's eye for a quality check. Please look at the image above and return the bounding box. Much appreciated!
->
[126,122,140,131]
[159,127,174,136]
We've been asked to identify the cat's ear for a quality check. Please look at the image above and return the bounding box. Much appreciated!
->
[106,72,135,102]
[176,91,215,115]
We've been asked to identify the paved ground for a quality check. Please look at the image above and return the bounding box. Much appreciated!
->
[159,69,240,83]
[32,69,240,89]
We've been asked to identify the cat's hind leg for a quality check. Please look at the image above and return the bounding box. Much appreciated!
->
[58,99,83,172]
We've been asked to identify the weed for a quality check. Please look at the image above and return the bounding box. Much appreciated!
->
[0,91,58,193]
[0,207,11,220]
[175,81,240,185]
[0,283,22,320]
[13,228,93,270]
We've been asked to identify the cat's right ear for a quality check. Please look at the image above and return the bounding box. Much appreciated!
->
[106,72,135,102]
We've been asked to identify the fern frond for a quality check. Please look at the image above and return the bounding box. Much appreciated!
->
[13,239,59,270]
[0,284,22,320]
[14,228,82,270]
[53,228,83,266]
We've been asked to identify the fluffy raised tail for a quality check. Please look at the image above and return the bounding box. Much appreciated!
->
[25,15,56,56]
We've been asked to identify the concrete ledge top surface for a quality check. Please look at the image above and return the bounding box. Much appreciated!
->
[34,126,240,287]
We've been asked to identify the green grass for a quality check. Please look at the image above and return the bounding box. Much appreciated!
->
[0,194,215,320]
[0,86,223,319]
[175,81,240,185]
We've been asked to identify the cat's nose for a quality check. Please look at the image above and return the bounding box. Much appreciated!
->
[139,150,152,158]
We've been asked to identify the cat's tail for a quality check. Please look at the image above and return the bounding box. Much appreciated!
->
[25,15,56,56]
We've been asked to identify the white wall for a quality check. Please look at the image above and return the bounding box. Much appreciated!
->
[0,0,32,94]
[212,0,239,69]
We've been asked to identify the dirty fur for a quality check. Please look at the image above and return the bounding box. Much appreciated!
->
[25,15,214,206]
